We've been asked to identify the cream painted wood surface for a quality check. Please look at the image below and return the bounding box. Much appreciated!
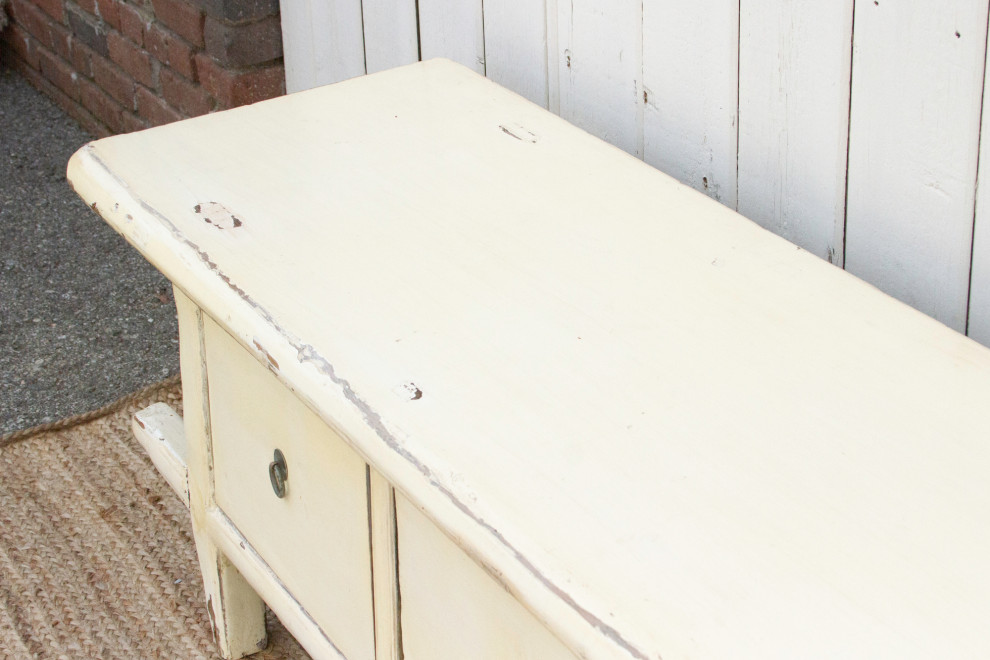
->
[132,403,189,508]
[206,510,348,660]
[69,60,990,659]
[174,288,268,659]
[204,316,376,660]
[845,0,988,331]
[642,0,737,206]
[737,0,852,264]
[396,494,577,659]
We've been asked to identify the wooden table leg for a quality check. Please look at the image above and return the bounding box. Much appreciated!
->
[176,286,267,658]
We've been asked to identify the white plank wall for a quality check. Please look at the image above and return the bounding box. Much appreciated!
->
[556,0,643,158]
[418,0,486,74]
[483,0,549,108]
[845,0,988,331]
[279,0,990,346]
[362,0,418,75]
[642,0,738,206]
[280,0,365,93]
[970,24,990,345]
[737,0,853,265]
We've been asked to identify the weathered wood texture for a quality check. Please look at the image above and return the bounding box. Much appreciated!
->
[844,0,988,331]
[69,60,990,659]
[737,0,853,265]
[643,0,738,207]
[280,0,366,93]
[280,0,990,341]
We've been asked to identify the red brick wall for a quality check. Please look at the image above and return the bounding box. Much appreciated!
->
[1,0,284,136]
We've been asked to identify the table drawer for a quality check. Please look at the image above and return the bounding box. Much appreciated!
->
[204,317,375,660]
[396,493,577,660]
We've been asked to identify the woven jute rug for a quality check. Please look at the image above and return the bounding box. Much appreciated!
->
[0,378,311,659]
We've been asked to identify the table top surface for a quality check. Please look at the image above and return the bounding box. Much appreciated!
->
[70,59,990,659]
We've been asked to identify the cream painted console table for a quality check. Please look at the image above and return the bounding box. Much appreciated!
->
[69,60,990,660]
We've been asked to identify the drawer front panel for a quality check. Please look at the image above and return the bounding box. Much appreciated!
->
[205,318,375,660]
[396,494,578,660]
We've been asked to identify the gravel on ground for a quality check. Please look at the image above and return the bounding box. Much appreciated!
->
[1,64,180,435]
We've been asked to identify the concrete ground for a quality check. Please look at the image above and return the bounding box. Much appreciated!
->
[1,63,180,435]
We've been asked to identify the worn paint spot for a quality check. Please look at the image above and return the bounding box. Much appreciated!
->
[499,124,538,143]
[206,596,218,643]
[195,201,243,230]
[253,339,280,371]
[395,382,423,401]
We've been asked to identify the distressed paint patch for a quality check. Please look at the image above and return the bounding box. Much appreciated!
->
[500,124,538,143]
[195,202,243,230]
[393,381,424,401]
[253,338,280,371]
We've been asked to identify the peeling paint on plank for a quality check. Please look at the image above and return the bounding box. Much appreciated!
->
[253,339,280,371]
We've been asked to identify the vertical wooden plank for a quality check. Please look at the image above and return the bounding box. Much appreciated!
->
[845,0,988,331]
[546,0,561,114]
[280,0,366,93]
[362,0,419,74]
[967,23,990,346]
[418,0,485,74]
[737,0,853,264]
[556,0,643,158]
[642,0,738,206]
[484,0,549,108]
[279,1,317,93]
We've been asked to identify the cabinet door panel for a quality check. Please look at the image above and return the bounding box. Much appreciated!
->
[396,494,577,659]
